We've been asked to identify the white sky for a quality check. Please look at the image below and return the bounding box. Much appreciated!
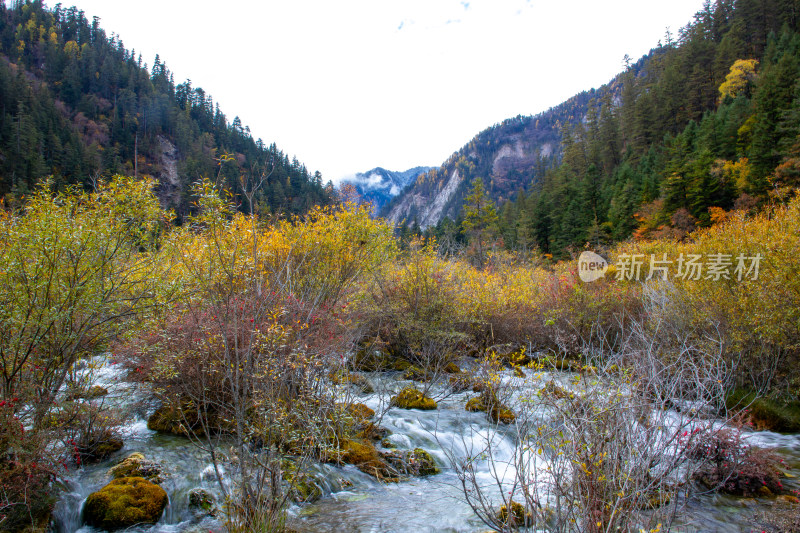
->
[65,0,705,183]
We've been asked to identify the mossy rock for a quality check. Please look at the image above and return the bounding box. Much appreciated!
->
[391,358,412,372]
[471,380,487,393]
[109,453,163,484]
[343,402,375,422]
[497,500,532,528]
[188,488,217,515]
[336,439,398,480]
[401,365,428,381]
[537,356,582,372]
[640,490,670,509]
[467,391,515,424]
[290,476,323,503]
[540,380,570,400]
[357,422,390,442]
[80,434,124,463]
[466,396,487,412]
[347,373,374,394]
[448,373,476,393]
[329,371,374,394]
[352,348,390,372]
[147,399,215,437]
[488,344,530,368]
[410,448,439,476]
[283,467,323,503]
[86,385,109,399]
[490,405,516,425]
[390,387,437,410]
[83,477,168,530]
[67,385,109,400]
[381,448,439,477]
[443,362,461,374]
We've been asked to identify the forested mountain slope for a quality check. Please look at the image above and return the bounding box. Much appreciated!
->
[402,0,800,256]
[0,1,331,217]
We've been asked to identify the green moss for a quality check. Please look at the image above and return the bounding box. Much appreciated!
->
[497,500,532,527]
[335,439,397,480]
[344,402,375,421]
[393,359,412,371]
[490,406,516,425]
[726,389,800,433]
[401,365,428,381]
[347,373,374,394]
[109,453,163,483]
[91,437,124,460]
[467,391,515,424]
[443,362,461,374]
[352,348,389,371]
[411,448,439,476]
[465,396,487,412]
[188,488,216,514]
[390,387,437,410]
[448,373,476,392]
[540,380,570,400]
[83,477,168,530]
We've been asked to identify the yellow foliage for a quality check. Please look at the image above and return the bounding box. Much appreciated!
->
[719,59,758,101]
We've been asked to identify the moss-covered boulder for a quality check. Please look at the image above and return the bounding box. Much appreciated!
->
[490,405,516,425]
[390,387,437,410]
[466,396,487,412]
[381,448,439,476]
[346,373,374,394]
[343,402,375,422]
[410,448,439,476]
[79,432,124,463]
[281,464,323,504]
[497,500,532,528]
[67,385,109,401]
[357,422,390,442]
[466,391,515,424]
[335,439,398,481]
[147,398,219,437]
[540,380,570,400]
[329,371,374,394]
[352,348,390,372]
[401,365,428,381]
[83,477,168,530]
[537,356,583,372]
[188,488,216,515]
[109,453,164,484]
[443,362,461,374]
[448,373,478,392]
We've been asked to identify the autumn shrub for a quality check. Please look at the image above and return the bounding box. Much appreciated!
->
[0,177,170,530]
[612,195,800,393]
[359,238,469,377]
[689,424,786,496]
[120,182,394,531]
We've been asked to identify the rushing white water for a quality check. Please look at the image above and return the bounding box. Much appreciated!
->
[51,360,800,533]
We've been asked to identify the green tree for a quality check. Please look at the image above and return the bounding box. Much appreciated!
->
[461,177,498,268]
